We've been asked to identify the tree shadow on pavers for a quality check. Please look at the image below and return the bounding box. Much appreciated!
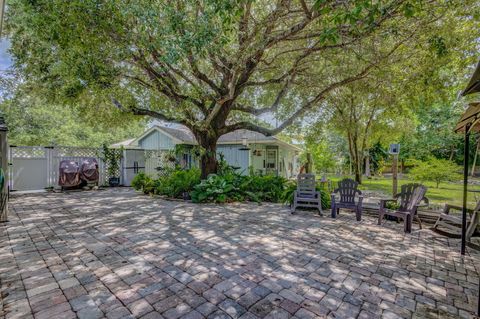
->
[164,201,478,318]
[5,189,480,319]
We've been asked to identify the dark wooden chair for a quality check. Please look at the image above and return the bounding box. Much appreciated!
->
[378,185,427,233]
[380,183,429,229]
[291,174,323,216]
[433,200,480,241]
[331,178,363,221]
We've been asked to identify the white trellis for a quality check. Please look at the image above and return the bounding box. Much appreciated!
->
[144,150,175,178]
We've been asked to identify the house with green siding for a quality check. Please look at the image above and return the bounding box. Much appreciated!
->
[113,125,302,179]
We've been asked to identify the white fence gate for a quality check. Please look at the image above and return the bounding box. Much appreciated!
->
[9,146,108,191]
[9,146,179,191]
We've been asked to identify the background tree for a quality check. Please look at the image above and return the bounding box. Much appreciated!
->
[302,0,480,182]
[4,0,462,178]
[0,82,145,147]
[409,158,461,188]
[307,140,336,174]
[312,79,409,183]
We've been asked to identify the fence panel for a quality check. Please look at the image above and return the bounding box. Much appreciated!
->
[9,146,181,191]
[9,146,48,191]
[9,146,105,191]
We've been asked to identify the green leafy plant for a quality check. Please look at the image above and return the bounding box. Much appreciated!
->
[240,174,286,202]
[155,168,201,198]
[131,172,156,194]
[191,173,244,203]
[409,158,461,188]
[100,144,123,178]
[385,201,400,210]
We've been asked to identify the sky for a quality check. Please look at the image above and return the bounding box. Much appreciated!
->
[0,38,12,71]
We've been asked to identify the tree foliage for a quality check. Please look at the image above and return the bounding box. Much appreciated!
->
[409,158,461,188]
[0,90,145,147]
[301,0,479,181]
[5,0,469,177]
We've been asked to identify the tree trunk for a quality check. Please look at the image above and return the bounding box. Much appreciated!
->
[347,132,362,184]
[449,145,455,161]
[195,132,219,179]
[354,165,362,184]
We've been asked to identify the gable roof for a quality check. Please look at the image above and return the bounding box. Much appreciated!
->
[110,138,136,148]
[113,125,302,151]
[158,126,196,143]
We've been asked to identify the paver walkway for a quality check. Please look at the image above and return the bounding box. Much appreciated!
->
[0,188,479,319]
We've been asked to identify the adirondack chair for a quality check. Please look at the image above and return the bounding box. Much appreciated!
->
[331,178,363,221]
[380,183,429,229]
[291,174,323,216]
[378,185,427,233]
[432,200,480,241]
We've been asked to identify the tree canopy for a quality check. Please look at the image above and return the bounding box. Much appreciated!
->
[3,0,480,177]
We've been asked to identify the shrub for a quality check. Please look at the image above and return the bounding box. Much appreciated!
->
[191,173,245,203]
[131,172,156,194]
[190,172,287,203]
[239,175,286,202]
[131,172,146,191]
[156,168,201,198]
[134,165,290,204]
[409,158,460,188]
[281,181,331,210]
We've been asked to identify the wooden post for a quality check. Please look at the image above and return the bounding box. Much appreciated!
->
[365,154,371,178]
[392,154,398,196]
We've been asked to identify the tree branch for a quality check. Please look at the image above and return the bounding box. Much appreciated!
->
[112,98,189,127]
[188,56,223,96]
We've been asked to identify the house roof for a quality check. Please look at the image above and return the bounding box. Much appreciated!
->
[110,138,136,148]
[113,125,302,151]
[159,126,196,143]
[455,102,480,133]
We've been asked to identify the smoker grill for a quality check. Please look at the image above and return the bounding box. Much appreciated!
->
[58,160,81,188]
[80,158,99,184]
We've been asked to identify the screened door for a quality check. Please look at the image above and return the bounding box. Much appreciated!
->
[265,148,278,175]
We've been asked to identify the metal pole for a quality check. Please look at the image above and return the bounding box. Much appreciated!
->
[461,123,470,255]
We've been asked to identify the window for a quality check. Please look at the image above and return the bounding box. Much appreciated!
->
[266,149,276,169]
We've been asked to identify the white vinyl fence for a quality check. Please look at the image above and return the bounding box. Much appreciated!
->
[9,146,174,191]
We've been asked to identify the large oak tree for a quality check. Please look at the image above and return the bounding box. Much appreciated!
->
[5,0,457,177]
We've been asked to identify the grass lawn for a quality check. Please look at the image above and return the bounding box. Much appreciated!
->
[328,175,479,209]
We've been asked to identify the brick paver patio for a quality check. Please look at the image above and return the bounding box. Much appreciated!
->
[0,188,479,319]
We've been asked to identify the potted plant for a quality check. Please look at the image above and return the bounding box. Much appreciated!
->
[101,144,123,187]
